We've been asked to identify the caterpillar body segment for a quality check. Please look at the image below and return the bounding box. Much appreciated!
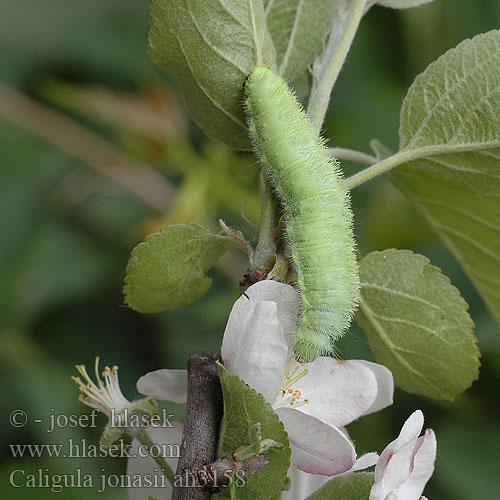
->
[244,67,360,361]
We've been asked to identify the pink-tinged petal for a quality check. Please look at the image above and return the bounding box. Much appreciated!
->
[372,438,418,499]
[351,360,394,416]
[374,410,424,482]
[225,301,288,402]
[137,369,187,404]
[395,429,436,499]
[333,451,380,480]
[277,408,356,476]
[293,358,378,428]
[352,452,379,471]
[370,410,431,500]
[283,465,329,499]
[127,423,183,500]
[222,281,300,366]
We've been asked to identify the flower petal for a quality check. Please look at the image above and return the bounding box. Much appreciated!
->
[126,423,183,500]
[221,281,300,365]
[137,369,187,404]
[283,465,329,499]
[371,438,417,499]
[374,409,424,482]
[370,410,428,500]
[395,429,436,500]
[352,452,379,471]
[293,358,379,428]
[352,360,394,416]
[277,408,356,476]
[225,301,289,402]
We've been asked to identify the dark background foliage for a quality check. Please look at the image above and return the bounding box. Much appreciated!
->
[1,1,499,498]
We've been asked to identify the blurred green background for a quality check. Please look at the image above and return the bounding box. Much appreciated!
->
[1,0,499,498]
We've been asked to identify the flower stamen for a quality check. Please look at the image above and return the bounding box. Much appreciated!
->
[273,357,310,409]
[71,357,131,417]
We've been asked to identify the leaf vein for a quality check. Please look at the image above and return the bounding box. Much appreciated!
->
[173,31,247,128]
[434,223,500,264]
[361,283,446,315]
[406,51,498,148]
[415,196,500,234]
[358,297,441,392]
[279,0,304,75]
[368,313,456,346]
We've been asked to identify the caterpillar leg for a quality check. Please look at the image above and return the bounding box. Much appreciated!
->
[294,327,333,361]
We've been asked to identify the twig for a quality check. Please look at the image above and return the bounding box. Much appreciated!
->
[329,147,377,165]
[341,141,500,190]
[0,84,174,213]
[172,353,223,500]
[253,173,277,269]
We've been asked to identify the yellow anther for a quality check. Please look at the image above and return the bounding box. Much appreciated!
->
[273,357,312,409]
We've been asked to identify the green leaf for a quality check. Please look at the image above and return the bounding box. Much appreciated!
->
[217,364,290,500]
[356,249,480,401]
[305,472,374,500]
[265,0,340,81]
[123,223,230,313]
[148,0,275,150]
[388,30,500,330]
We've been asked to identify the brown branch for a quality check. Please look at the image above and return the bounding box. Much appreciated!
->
[0,84,175,213]
[172,353,223,500]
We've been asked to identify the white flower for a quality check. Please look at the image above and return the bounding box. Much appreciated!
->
[128,368,188,499]
[136,368,187,404]
[221,280,393,476]
[370,410,437,500]
[139,281,394,477]
[127,425,183,500]
[71,358,183,500]
[71,357,132,417]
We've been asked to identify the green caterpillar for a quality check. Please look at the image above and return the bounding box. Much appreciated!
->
[244,67,359,361]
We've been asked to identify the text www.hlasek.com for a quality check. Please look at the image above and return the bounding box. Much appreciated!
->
[9,438,180,459]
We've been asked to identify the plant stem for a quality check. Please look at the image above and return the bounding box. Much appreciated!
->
[307,0,367,131]
[342,142,499,190]
[329,147,377,165]
[172,353,223,500]
[343,149,424,190]
[136,427,175,485]
[253,173,277,269]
